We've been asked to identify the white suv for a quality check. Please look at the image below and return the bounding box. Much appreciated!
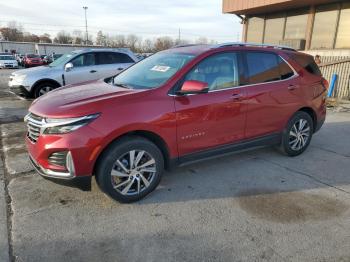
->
[9,48,138,98]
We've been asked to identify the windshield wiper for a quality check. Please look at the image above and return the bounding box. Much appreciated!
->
[114,83,131,89]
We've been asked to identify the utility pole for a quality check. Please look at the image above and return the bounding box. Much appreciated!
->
[178,28,181,44]
[83,6,88,45]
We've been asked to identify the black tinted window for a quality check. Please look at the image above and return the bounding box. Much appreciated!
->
[246,52,280,84]
[291,54,322,76]
[71,53,95,67]
[97,52,134,65]
[278,57,294,80]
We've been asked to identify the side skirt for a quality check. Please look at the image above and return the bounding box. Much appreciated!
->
[168,133,281,168]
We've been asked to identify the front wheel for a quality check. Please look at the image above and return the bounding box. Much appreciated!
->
[34,82,58,98]
[280,111,313,156]
[95,136,164,203]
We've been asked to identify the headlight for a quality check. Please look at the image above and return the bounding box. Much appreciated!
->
[14,74,26,81]
[43,113,100,134]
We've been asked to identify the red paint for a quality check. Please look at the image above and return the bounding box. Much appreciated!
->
[26,45,326,178]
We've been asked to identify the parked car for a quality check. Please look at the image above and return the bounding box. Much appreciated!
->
[9,48,138,98]
[42,53,63,64]
[0,54,19,69]
[24,43,327,203]
[23,54,43,68]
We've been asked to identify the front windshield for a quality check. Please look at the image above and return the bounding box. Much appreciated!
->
[113,52,195,89]
[49,53,75,67]
[0,56,15,60]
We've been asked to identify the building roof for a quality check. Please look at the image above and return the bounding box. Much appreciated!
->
[223,0,340,15]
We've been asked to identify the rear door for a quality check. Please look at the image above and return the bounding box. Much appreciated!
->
[243,51,301,139]
[174,52,248,156]
[95,52,135,78]
[64,52,98,85]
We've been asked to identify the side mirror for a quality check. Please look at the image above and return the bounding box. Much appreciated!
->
[176,80,209,95]
[65,62,73,72]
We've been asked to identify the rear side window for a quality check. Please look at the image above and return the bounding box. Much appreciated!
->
[246,52,280,84]
[278,57,295,80]
[97,52,134,65]
[290,54,322,76]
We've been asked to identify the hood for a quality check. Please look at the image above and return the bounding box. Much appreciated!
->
[29,79,146,118]
[13,65,55,76]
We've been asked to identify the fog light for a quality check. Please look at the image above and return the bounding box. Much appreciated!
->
[66,152,75,175]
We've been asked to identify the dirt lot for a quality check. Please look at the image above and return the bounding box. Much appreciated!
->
[0,68,350,262]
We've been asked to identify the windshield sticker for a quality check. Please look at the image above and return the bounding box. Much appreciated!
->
[151,65,170,72]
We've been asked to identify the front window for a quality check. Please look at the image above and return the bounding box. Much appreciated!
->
[71,53,96,67]
[113,52,195,89]
[184,52,240,91]
[49,53,76,67]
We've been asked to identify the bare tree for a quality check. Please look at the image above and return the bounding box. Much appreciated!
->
[96,30,106,46]
[0,21,24,41]
[23,32,40,42]
[126,34,139,51]
[72,30,84,45]
[141,39,154,53]
[195,37,208,44]
[39,33,52,43]
[154,36,174,51]
[54,31,72,44]
[113,35,126,48]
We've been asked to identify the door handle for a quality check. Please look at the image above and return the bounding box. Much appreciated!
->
[288,84,299,90]
[90,70,97,73]
[231,93,243,101]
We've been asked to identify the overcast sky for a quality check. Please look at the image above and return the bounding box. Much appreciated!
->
[0,0,242,42]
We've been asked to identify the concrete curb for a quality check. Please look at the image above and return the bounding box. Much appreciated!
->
[0,158,10,262]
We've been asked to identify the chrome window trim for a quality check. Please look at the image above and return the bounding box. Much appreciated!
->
[168,54,298,97]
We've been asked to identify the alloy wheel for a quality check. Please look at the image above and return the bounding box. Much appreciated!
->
[289,119,311,151]
[39,86,54,96]
[111,150,156,196]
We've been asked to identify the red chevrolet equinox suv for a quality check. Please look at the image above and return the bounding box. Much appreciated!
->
[25,43,327,202]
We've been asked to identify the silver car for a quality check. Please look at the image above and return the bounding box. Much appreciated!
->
[9,48,138,98]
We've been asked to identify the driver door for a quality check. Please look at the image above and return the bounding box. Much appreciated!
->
[174,52,247,156]
[64,52,99,85]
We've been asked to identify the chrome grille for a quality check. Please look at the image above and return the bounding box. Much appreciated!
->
[48,151,67,167]
[25,113,43,143]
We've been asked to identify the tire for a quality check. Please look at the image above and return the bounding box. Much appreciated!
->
[34,82,59,98]
[279,111,314,157]
[95,136,164,203]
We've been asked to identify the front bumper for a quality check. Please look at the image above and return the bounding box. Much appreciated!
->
[29,155,91,191]
[29,154,74,179]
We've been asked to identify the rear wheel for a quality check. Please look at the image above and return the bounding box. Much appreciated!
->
[280,111,313,156]
[96,136,164,203]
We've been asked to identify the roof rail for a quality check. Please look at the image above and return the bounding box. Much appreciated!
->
[171,44,203,49]
[215,42,296,52]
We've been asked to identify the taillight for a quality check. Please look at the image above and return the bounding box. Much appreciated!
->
[322,78,329,90]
